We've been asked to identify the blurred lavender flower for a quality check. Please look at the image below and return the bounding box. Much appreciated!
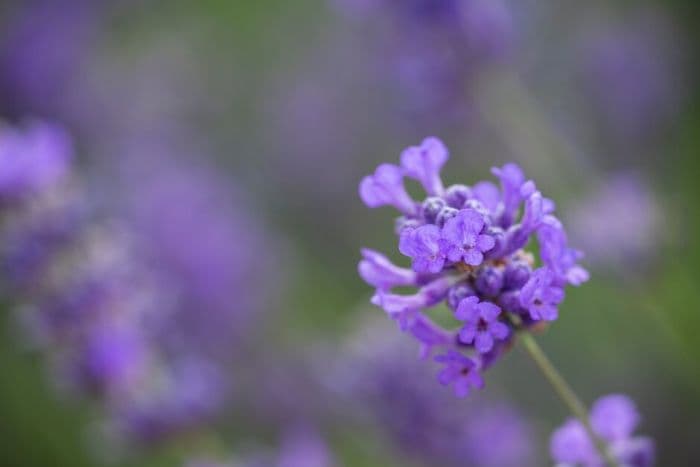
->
[328,317,536,466]
[550,394,655,466]
[580,11,681,143]
[358,137,587,396]
[568,174,661,271]
[0,0,109,120]
[335,0,513,124]
[0,121,279,447]
[0,121,73,200]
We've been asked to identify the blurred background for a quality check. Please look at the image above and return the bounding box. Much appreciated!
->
[0,0,698,465]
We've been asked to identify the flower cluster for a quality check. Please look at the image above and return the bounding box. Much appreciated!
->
[550,394,655,466]
[358,137,588,396]
[0,121,273,445]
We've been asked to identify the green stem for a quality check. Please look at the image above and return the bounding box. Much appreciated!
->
[516,326,620,467]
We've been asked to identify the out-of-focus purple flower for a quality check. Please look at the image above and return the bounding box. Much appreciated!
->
[0,121,279,448]
[0,0,106,119]
[581,11,680,141]
[358,137,587,395]
[0,121,72,200]
[335,0,513,123]
[568,174,661,271]
[434,350,484,398]
[550,394,654,467]
[464,404,536,467]
[590,395,641,442]
[278,426,335,467]
[455,296,509,353]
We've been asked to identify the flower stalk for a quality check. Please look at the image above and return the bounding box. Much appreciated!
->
[513,317,620,467]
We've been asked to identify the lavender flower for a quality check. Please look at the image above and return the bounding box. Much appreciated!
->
[455,296,509,353]
[360,163,417,215]
[440,208,495,265]
[550,394,655,466]
[0,122,277,448]
[335,0,513,123]
[0,121,72,200]
[358,248,418,290]
[399,225,445,273]
[0,0,107,119]
[358,137,587,395]
[434,350,484,397]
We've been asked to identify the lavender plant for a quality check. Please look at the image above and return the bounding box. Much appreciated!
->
[0,121,276,457]
[358,136,653,466]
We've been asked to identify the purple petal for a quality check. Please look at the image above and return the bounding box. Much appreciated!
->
[478,301,501,321]
[489,321,510,340]
[463,248,484,266]
[475,331,494,353]
[476,234,495,252]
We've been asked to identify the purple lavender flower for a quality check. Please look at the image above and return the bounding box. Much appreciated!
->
[400,136,448,195]
[441,208,496,265]
[0,121,72,200]
[0,0,109,119]
[538,217,590,286]
[359,163,417,215]
[358,248,418,290]
[550,394,654,466]
[455,296,509,353]
[0,122,278,449]
[277,426,335,467]
[519,267,564,321]
[434,350,484,398]
[399,224,446,273]
[358,137,587,394]
[568,174,661,270]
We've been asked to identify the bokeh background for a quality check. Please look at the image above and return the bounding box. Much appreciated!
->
[0,0,699,466]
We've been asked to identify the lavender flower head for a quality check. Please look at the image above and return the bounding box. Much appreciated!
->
[358,137,588,396]
[550,394,655,466]
[0,121,278,448]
